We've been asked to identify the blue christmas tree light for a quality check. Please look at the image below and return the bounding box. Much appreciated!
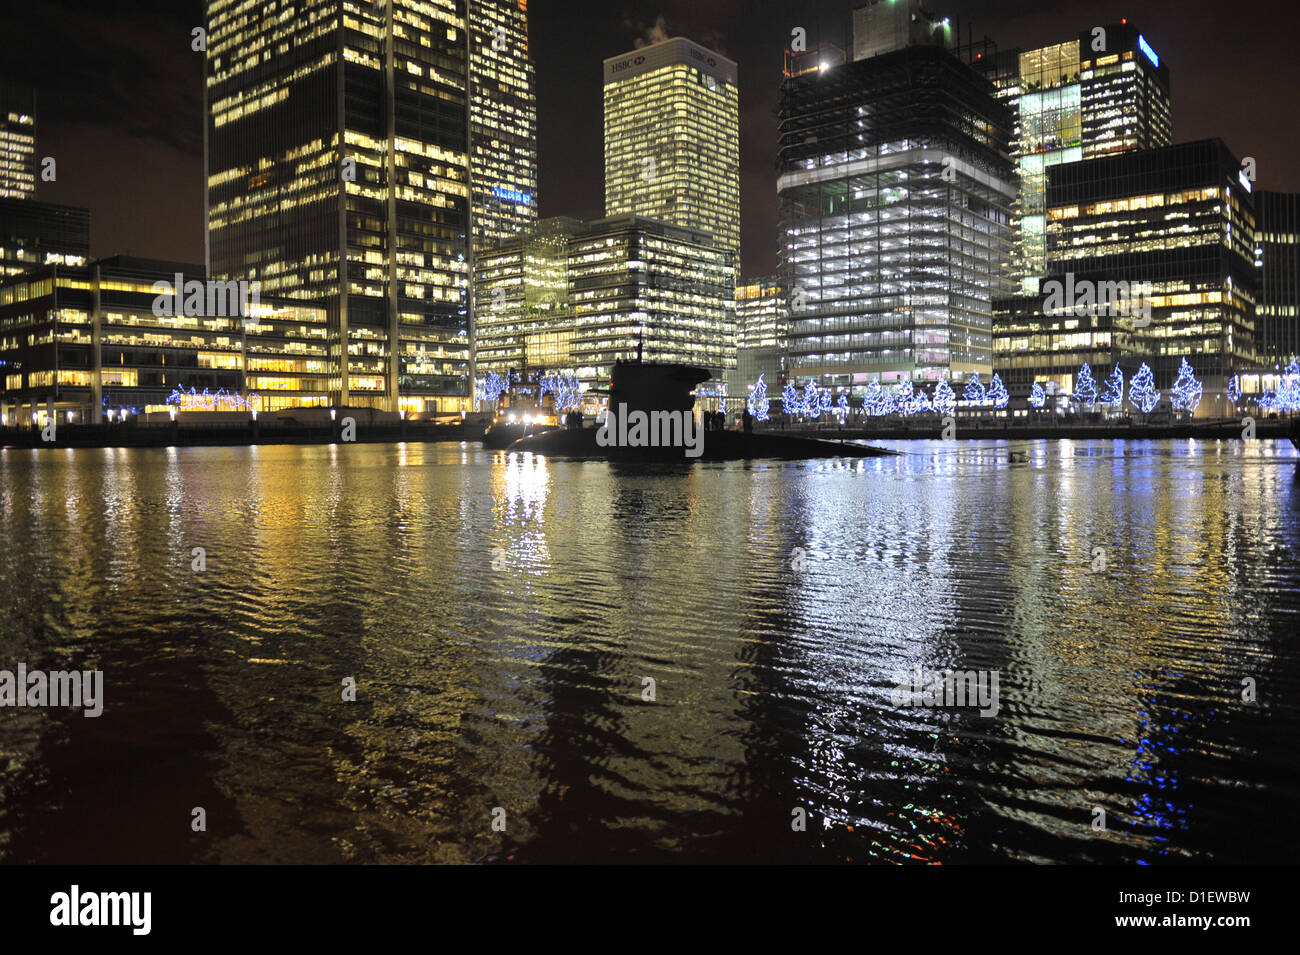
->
[933,378,957,414]
[964,372,986,404]
[1169,357,1203,413]
[1226,373,1241,404]
[819,388,833,417]
[748,374,771,421]
[987,373,1010,409]
[1280,359,1300,411]
[782,380,799,416]
[1029,382,1046,409]
[803,381,821,419]
[835,392,849,421]
[1129,362,1160,414]
[1099,364,1125,407]
[1074,363,1098,407]
[895,378,915,416]
[862,380,882,415]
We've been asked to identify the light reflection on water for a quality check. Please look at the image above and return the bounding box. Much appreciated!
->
[1,438,1298,863]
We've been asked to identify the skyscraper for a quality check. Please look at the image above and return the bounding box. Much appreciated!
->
[474,215,735,389]
[980,23,1171,292]
[468,0,539,248]
[777,40,1016,392]
[0,197,90,278]
[205,0,537,415]
[0,79,35,200]
[1033,139,1256,402]
[603,37,740,275]
[1255,191,1300,364]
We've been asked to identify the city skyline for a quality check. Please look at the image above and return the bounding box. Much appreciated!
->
[2,0,1297,277]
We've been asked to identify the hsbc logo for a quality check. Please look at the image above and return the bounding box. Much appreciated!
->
[611,54,646,73]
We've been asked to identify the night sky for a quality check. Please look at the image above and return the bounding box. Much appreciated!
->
[3,0,1297,278]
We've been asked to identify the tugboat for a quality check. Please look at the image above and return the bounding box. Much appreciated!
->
[481,370,565,450]
[511,359,893,462]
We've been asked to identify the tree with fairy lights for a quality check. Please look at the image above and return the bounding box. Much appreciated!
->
[836,393,849,421]
[1169,357,1203,414]
[1099,364,1125,408]
[748,374,771,421]
[782,380,799,417]
[1029,382,1046,409]
[895,378,915,414]
[1226,373,1241,405]
[933,378,956,415]
[1074,363,1098,408]
[964,372,986,404]
[862,380,882,415]
[803,381,821,419]
[987,373,1010,410]
[1129,362,1159,414]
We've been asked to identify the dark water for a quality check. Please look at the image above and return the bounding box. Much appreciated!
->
[2,438,1298,864]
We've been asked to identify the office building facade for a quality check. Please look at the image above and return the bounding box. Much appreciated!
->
[205,0,537,415]
[474,215,734,391]
[0,257,329,426]
[603,37,740,275]
[1255,191,1300,365]
[981,24,1172,293]
[735,277,786,394]
[0,80,35,200]
[777,43,1016,392]
[0,197,90,279]
[995,140,1256,407]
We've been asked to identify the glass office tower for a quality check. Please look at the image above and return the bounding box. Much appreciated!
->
[205,0,536,414]
[1255,191,1300,365]
[603,37,740,276]
[1044,139,1257,397]
[981,24,1171,293]
[474,215,734,390]
[777,42,1016,392]
[0,79,35,200]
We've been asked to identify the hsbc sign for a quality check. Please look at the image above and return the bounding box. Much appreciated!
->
[610,54,646,74]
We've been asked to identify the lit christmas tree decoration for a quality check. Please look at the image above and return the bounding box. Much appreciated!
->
[818,388,833,417]
[1028,382,1046,409]
[1129,362,1160,414]
[862,380,884,415]
[876,384,898,416]
[1074,363,1098,407]
[803,381,821,419]
[895,378,915,416]
[782,380,800,416]
[1169,357,1203,413]
[987,373,1010,409]
[909,387,932,415]
[748,374,771,421]
[835,393,849,421]
[1226,373,1241,404]
[933,378,957,414]
[1100,364,1125,406]
[964,372,986,404]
